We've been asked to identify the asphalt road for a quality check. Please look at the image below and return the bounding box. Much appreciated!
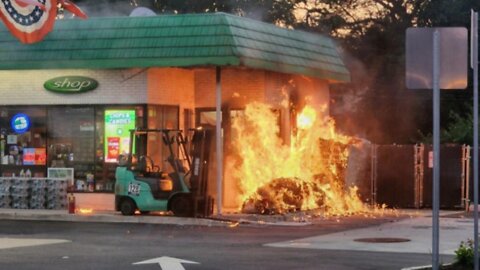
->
[0,218,448,270]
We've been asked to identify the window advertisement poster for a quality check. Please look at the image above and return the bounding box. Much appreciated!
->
[104,110,135,163]
[23,148,46,165]
[23,148,35,165]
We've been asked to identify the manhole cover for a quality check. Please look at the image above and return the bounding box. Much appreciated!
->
[354,237,411,243]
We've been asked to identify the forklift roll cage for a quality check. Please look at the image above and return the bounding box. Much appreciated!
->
[126,128,191,177]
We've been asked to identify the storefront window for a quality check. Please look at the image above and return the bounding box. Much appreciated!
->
[0,106,47,177]
[47,107,95,185]
[0,105,145,193]
[147,105,179,172]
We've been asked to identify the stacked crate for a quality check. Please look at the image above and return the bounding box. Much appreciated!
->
[0,178,11,208]
[30,179,47,209]
[0,178,68,210]
[46,179,67,210]
[11,178,29,209]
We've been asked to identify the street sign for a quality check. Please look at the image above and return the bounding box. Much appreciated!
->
[470,9,479,270]
[406,27,468,90]
[133,256,199,270]
[406,26,468,270]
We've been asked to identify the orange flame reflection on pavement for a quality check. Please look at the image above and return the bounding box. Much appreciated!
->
[78,208,93,214]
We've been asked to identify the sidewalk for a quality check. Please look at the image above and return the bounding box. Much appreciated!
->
[0,208,234,227]
[0,208,473,235]
[266,210,472,255]
[0,208,321,227]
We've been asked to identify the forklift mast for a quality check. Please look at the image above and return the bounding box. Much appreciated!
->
[188,128,213,217]
[127,129,188,174]
[125,128,213,217]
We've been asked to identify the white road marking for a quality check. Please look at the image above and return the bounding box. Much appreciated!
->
[133,256,199,270]
[0,238,70,250]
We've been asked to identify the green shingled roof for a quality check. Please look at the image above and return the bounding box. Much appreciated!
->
[0,13,350,82]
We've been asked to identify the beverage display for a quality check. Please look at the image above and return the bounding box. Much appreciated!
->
[0,177,67,209]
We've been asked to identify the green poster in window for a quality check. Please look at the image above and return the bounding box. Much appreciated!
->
[104,110,135,163]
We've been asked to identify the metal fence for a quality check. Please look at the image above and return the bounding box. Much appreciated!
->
[348,143,470,209]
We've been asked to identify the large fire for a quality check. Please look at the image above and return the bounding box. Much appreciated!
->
[231,102,368,215]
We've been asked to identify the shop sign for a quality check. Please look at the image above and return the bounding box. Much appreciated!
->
[10,113,30,134]
[44,76,98,94]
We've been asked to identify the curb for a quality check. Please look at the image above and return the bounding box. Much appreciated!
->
[401,266,432,270]
[0,210,315,227]
[401,263,453,270]
[0,211,234,227]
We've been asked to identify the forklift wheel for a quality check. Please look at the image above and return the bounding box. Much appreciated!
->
[170,195,193,217]
[120,198,136,216]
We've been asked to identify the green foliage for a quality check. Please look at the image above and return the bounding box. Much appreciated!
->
[441,108,473,144]
[74,0,298,26]
[295,0,480,143]
[454,239,476,268]
[416,104,474,144]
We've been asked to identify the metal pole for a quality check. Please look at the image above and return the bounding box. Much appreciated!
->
[371,144,376,206]
[461,145,466,209]
[466,146,471,212]
[432,29,440,270]
[215,66,223,215]
[472,10,479,270]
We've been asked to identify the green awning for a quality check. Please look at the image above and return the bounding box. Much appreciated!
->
[0,13,350,82]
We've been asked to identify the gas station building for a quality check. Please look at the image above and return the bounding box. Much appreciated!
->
[0,13,349,211]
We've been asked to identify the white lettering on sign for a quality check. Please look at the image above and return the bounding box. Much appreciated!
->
[128,182,141,196]
[109,113,132,125]
[53,78,92,91]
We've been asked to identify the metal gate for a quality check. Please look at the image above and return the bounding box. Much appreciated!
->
[368,144,470,209]
[422,145,468,209]
[374,145,417,208]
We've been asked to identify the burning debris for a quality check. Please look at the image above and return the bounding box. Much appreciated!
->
[242,177,324,215]
[231,101,368,216]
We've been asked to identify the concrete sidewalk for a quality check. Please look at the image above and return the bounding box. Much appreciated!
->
[266,212,472,255]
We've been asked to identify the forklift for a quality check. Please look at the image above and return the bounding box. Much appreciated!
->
[114,128,213,217]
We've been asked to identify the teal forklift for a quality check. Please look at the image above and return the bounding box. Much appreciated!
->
[114,128,213,217]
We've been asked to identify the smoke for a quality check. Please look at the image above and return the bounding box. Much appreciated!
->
[331,36,431,145]
[330,46,377,141]
[73,1,137,17]
[331,48,372,114]
[240,7,268,22]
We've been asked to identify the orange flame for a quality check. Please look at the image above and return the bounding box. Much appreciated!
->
[230,102,368,215]
[296,106,316,130]
[78,208,93,214]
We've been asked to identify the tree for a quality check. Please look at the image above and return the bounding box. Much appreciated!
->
[71,0,480,144]
[293,0,480,144]
[73,0,297,26]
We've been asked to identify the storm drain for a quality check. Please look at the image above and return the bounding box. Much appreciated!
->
[353,237,411,243]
